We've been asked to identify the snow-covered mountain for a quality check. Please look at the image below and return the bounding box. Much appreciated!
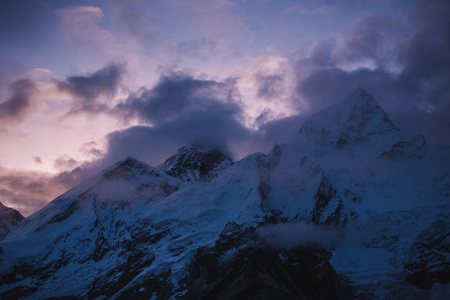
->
[260,88,450,298]
[160,144,233,183]
[0,88,448,299]
[0,202,24,241]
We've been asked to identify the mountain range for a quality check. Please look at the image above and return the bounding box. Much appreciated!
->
[0,88,448,299]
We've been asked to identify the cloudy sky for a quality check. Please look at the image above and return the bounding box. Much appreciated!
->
[1,0,449,215]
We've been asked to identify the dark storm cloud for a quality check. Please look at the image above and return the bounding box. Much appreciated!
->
[295,0,450,144]
[395,0,450,107]
[58,63,125,113]
[337,15,399,64]
[298,67,395,111]
[108,73,253,164]
[102,72,314,166]
[0,78,36,126]
[104,111,251,166]
[117,73,240,124]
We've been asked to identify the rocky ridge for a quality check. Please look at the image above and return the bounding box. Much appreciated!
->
[0,202,24,241]
[0,88,449,299]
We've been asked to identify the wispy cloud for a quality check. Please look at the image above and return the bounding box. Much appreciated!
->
[55,6,112,44]
[285,4,337,15]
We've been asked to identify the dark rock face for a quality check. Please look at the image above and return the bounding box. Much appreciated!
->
[161,144,233,183]
[379,135,427,160]
[183,222,354,300]
[310,175,348,229]
[0,220,172,299]
[404,220,450,290]
[0,202,24,240]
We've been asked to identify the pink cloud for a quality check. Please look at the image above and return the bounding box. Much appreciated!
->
[55,6,113,43]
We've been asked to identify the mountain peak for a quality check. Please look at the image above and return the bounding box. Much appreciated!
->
[101,156,154,181]
[297,88,399,147]
[161,144,233,183]
[112,156,143,167]
[353,86,370,98]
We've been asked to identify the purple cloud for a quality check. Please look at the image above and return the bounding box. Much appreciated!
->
[294,0,450,144]
[57,63,125,114]
[0,78,37,126]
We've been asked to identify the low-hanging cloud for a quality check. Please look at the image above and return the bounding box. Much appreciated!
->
[256,222,344,250]
[106,73,256,165]
[294,0,450,145]
[75,71,306,169]
[117,73,239,123]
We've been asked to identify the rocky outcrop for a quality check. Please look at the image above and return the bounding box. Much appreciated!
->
[0,202,24,240]
[160,144,233,183]
[404,219,450,290]
[183,222,354,299]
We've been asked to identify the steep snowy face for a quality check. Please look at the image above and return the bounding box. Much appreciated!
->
[1,89,449,299]
[294,88,427,160]
[0,202,24,240]
[0,153,267,299]
[13,156,184,237]
[160,144,233,183]
[265,89,448,222]
[297,88,398,146]
[0,157,185,299]
[262,88,450,297]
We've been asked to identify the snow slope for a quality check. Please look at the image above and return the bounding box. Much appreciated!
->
[0,88,449,299]
[261,88,450,298]
[0,157,184,298]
